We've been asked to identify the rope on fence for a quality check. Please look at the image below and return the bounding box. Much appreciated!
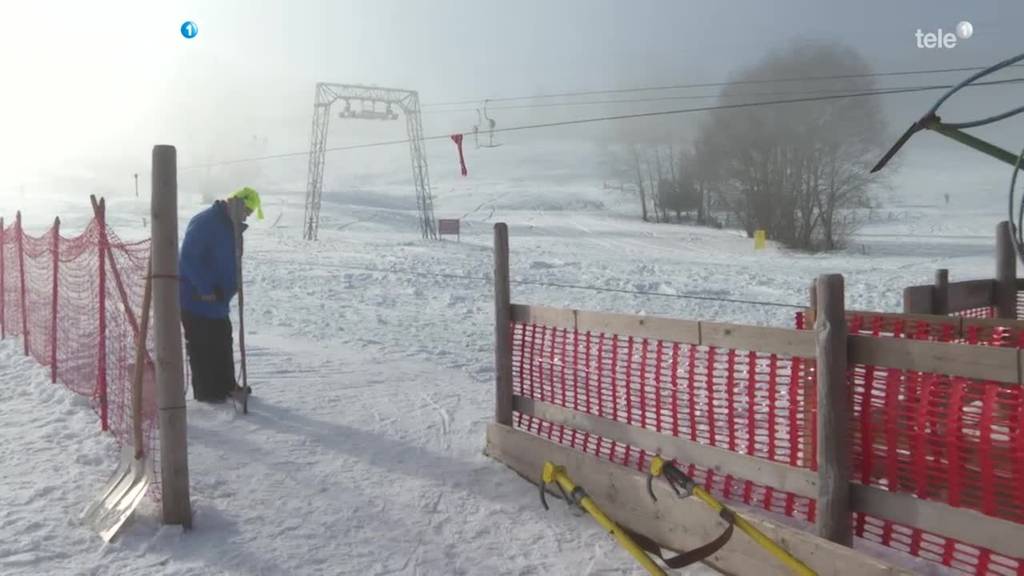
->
[261,259,806,310]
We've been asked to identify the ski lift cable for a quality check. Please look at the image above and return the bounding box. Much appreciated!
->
[422,76,1024,115]
[326,78,1024,151]
[180,77,1024,171]
[258,259,807,310]
[944,104,1024,130]
[423,62,1024,108]
[928,52,1024,117]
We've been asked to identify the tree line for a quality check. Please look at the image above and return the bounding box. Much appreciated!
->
[619,41,890,252]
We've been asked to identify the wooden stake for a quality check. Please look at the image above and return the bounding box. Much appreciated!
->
[16,211,27,356]
[995,221,1016,319]
[132,259,153,460]
[815,273,852,546]
[494,223,513,426]
[934,269,949,315]
[51,217,60,383]
[91,197,109,431]
[151,144,191,528]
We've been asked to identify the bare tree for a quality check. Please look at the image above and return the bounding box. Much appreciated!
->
[695,40,888,250]
[647,149,664,223]
[631,146,649,222]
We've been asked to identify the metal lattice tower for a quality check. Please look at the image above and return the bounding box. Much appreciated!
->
[303,83,437,241]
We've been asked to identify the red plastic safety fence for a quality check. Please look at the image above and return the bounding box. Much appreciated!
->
[953,306,998,320]
[511,320,819,524]
[1,210,159,498]
[796,310,1024,575]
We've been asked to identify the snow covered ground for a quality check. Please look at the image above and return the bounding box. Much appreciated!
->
[0,141,1008,575]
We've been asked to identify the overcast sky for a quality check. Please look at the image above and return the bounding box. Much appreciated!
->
[2,0,1023,207]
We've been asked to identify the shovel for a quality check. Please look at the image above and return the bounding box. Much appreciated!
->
[82,259,154,541]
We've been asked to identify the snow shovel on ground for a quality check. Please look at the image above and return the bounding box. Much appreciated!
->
[81,259,154,541]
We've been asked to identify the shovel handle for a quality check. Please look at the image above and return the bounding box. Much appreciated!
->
[131,258,153,460]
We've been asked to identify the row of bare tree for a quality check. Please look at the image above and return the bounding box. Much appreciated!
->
[621,41,889,252]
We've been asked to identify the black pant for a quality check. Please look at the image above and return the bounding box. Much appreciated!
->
[181,311,236,400]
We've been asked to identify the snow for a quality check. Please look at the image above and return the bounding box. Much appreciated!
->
[0,141,1011,575]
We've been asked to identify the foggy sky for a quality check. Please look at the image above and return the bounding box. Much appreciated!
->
[2,0,1023,207]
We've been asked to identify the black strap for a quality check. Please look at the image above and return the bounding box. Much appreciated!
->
[625,521,734,569]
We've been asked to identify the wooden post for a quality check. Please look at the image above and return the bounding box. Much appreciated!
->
[93,197,109,431]
[51,217,60,383]
[494,223,514,426]
[151,144,192,528]
[933,269,949,316]
[16,212,27,357]
[995,221,1016,319]
[815,273,852,546]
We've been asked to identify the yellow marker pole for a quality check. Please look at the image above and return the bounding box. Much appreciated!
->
[650,457,816,576]
[543,462,667,576]
[754,229,766,250]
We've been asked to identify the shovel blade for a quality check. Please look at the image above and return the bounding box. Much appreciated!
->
[82,446,152,541]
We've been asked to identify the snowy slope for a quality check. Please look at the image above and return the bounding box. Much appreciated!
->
[0,148,1005,575]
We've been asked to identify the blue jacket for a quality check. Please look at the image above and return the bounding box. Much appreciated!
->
[179,201,240,319]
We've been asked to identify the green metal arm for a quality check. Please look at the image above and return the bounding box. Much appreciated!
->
[928,120,1021,168]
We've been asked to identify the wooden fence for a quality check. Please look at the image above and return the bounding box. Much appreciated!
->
[903,221,1021,319]
[485,222,1024,575]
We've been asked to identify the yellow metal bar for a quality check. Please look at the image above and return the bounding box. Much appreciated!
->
[690,486,815,576]
[543,462,667,576]
[650,457,816,576]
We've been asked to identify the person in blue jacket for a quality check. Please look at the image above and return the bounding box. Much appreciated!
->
[179,188,262,402]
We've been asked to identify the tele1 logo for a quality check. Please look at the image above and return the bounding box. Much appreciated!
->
[916,21,972,49]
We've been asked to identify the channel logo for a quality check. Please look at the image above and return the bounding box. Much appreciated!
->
[915,21,972,49]
[181,21,198,40]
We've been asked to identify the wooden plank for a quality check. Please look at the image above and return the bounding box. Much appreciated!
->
[514,396,818,499]
[815,274,851,546]
[948,279,996,313]
[851,484,1024,559]
[510,303,576,330]
[486,424,911,576]
[494,224,514,426]
[701,321,816,358]
[511,304,811,355]
[902,285,934,315]
[848,335,1020,384]
[575,309,701,344]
